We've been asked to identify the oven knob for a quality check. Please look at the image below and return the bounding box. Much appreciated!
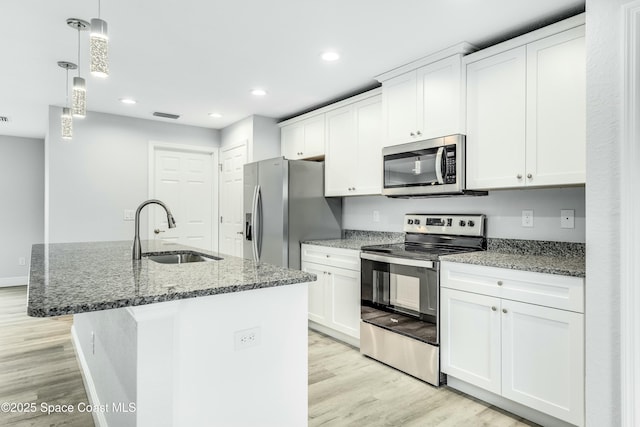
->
[459,220,466,227]
[408,219,414,225]
[414,219,420,225]
[468,220,475,227]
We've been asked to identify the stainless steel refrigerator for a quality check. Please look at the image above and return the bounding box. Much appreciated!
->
[243,157,342,269]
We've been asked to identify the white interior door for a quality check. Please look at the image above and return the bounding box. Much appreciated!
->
[151,145,216,251]
[219,144,247,256]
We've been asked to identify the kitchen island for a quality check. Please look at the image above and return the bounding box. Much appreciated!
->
[28,240,314,427]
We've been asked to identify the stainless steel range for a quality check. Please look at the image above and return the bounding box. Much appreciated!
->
[359,214,486,386]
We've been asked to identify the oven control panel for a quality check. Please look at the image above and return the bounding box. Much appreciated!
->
[404,214,485,236]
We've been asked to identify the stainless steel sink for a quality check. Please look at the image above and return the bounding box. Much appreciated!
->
[144,251,222,264]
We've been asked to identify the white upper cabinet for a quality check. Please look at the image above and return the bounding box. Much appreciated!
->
[325,93,383,196]
[377,46,472,148]
[466,46,527,189]
[525,26,586,186]
[280,114,325,160]
[466,23,585,190]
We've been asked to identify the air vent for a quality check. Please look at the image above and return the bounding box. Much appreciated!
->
[0,116,9,123]
[153,112,180,120]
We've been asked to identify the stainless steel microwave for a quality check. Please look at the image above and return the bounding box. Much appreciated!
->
[382,134,485,197]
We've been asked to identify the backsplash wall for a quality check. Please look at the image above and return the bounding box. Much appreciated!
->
[342,187,585,242]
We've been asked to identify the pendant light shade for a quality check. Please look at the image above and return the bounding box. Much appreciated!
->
[61,107,73,140]
[58,61,77,141]
[90,18,109,78]
[72,76,86,118]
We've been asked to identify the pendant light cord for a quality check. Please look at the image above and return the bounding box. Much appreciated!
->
[65,68,69,106]
[77,29,81,77]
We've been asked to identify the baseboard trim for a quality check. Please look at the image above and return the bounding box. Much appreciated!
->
[308,321,360,348]
[70,325,108,427]
[0,276,27,287]
[447,376,578,427]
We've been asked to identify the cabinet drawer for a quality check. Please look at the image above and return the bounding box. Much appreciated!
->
[441,261,584,313]
[301,244,360,271]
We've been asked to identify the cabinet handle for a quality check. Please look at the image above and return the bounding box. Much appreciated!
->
[502,308,508,314]
[326,254,330,258]
[527,173,533,179]
[410,132,415,137]
[416,130,422,136]
[327,272,332,275]
[497,280,503,286]
[491,306,497,311]
[517,174,523,179]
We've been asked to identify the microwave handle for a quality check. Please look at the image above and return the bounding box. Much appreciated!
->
[435,147,444,184]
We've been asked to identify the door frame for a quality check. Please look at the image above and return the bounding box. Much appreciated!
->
[148,141,219,252]
[621,2,640,425]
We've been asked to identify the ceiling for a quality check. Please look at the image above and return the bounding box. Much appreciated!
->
[1,0,585,139]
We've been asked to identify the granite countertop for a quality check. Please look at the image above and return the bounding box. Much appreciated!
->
[303,230,404,251]
[27,240,315,317]
[441,239,586,278]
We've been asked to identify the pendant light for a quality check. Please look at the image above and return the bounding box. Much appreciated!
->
[67,18,89,119]
[58,61,77,140]
[90,0,109,78]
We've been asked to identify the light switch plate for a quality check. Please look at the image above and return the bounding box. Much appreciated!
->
[522,210,534,228]
[561,209,575,229]
[123,209,135,221]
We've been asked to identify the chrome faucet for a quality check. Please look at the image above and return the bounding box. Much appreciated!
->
[132,199,177,260]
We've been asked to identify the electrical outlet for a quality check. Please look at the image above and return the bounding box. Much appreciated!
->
[522,210,534,228]
[18,257,25,266]
[234,327,261,351]
[561,209,575,229]
[373,210,380,222]
[123,209,135,221]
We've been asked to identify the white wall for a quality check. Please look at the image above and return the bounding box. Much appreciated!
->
[343,187,586,242]
[220,115,280,162]
[0,135,44,285]
[585,0,626,425]
[46,107,220,243]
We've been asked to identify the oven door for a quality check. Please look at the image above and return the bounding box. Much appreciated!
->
[360,252,439,344]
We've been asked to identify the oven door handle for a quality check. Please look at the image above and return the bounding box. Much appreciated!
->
[360,252,434,269]
[435,146,444,184]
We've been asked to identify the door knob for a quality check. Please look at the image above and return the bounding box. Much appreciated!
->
[153,228,165,234]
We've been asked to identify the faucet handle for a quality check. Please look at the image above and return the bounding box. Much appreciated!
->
[154,228,165,234]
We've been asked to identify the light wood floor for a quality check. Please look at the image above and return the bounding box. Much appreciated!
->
[0,286,93,427]
[308,330,539,427]
[1,286,538,426]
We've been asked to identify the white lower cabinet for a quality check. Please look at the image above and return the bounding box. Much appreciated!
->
[301,244,360,344]
[441,262,584,427]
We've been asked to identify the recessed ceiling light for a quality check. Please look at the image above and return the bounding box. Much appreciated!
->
[119,98,137,105]
[251,88,267,96]
[209,112,223,118]
[321,51,340,61]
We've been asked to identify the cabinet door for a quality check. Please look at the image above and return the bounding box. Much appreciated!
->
[325,105,357,196]
[418,55,463,140]
[302,115,325,159]
[281,123,305,160]
[326,265,360,339]
[501,300,584,426]
[525,26,586,187]
[441,288,501,394]
[301,261,327,325]
[382,71,418,147]
[466,47,527,189]
[353,96,383,195]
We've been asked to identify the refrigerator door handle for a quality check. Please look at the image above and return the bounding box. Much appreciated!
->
[255,185,262,262]
[251,185,260,262]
